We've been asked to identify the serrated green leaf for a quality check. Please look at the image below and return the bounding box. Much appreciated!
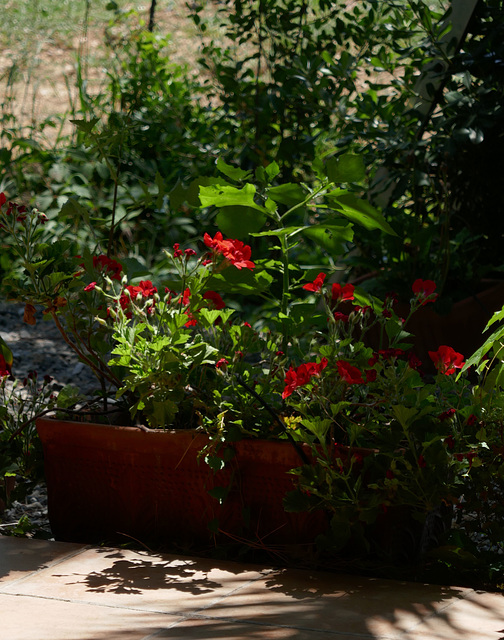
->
[267,183,306,206]
[216,206,266,238]
[216,158,252,182]
[199,183,267,212]
[301,222,354,253]
[70,117,99,134]
[326,152,366,183]
[327,193,397,236]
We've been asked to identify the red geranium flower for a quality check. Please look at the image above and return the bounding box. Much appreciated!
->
[334,311,349,323]
[181,288,191,306]
[337,360,364,384]
[203,290,225,310]
[407,352,423,372]
[216,358,229,369]
[467,414,477,426]
[282,358,328,399]
[138,280,157,297]
[438,408,456,422]
[303,272,326,292]
[204,231,255,270]
[0,354,11,377]
[184,312,197,327]
[84,282,97,292]
[331,282,355,303]
[120,281,157,310]
[428,345,465,375]
[365,369,377,383]
[412,279,438,305]
[378,348,405,361]
[92,255,123,281]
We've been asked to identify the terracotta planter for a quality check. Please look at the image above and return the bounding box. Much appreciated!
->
[35,418,328,547]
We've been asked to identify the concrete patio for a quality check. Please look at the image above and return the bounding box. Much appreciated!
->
[1,536,504,639]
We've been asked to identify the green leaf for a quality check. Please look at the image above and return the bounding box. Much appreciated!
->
[150,399,178,428]
[461,323,504,373]
[301,418,332,442]
[327,193,397,236]
[283,488,314,513]
[486,307,504,330]
[56,384,83,409]
[0,335,13,371]
[267,183,306,206]
[171,177,224,209]
[59,197,92,227]
[301,222,354,253]
[216,158,252,182]
[216,206,267,238]
[326,152,366,183]
[199,183,267,212]
[207,267,273,293]
[391,405,418,429]
[69,117,99,134]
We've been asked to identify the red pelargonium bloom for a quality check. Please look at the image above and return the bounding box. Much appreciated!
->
[378,348,405,361]
[282,358,328,399]
[0,192,6,207]
[337,360,364,384]
[429,345,465,375]
[334,311,349,323]
[92,255,123,281]
[407,352,423,371]
[439,408,456,422]
[184,312,197,327]
[120,280,157,310]
[203,231,255,270]
[203,290,225,310]
[138,280,157,297]
[216,358,229,369]
[0,354,11,377]
[412,279,438,305]
[181,288,191,306]
[365,369,377,383]
[84,282,97,292]
[331,282,355,303]
[445,435,455,450]
[303,272,326,292]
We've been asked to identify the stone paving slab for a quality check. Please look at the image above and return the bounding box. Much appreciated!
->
[1,536,504,640]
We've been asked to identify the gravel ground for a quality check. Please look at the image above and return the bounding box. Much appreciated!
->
[1,300,100,538]
[0,301,99,393]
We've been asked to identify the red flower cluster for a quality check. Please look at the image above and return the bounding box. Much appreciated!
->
[203,231,255,270]
[331,283,355,303]
[428,345,465,375]
[202,290,225,310]
[0,354,11,377]
[438,408,456,422]
[337,360,364,384]
[303,272,326,292]
[412,279,438,305]
[92,255,123,281]
[282,358,328,399]
[173,243,197,260]
[120,280,158,310]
